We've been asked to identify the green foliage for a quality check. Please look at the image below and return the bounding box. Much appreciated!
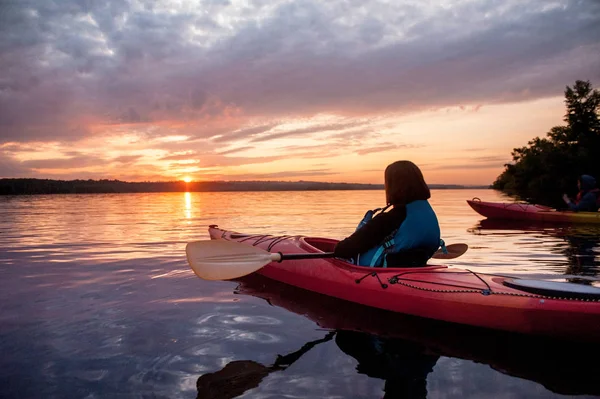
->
[493,80,600,208]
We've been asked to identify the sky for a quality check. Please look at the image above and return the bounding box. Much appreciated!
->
[0,0,599,185]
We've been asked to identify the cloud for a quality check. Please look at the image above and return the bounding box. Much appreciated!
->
[211,124,278,143]
[21,155,107,169]
[158,152,198,161]
[197,154,287,167]
[250,121,371,142]
[328,128,379,142]
[216,146,255,155]
[244,169,337,179]
[112,155,143,163]
[0,0,598,145]
[429,155,511,170]
[471,156,511,163]
[433,162,507,170]
[0,152,32,177]
[269,143,346,159]
[205,1,600,116]
[0,0,598,186]
[198,168,338,180]
[355,143,421,155]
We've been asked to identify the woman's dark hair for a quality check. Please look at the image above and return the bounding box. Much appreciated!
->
[384,160,430,205]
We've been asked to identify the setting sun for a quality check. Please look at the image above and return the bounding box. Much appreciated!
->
[183,177,192,183]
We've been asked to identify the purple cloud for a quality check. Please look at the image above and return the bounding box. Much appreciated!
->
[112,155,143,163]
[216,146,255,155]
[212,124,278,143]
[0,0,598,146]
[21,155,106,169]
[0,152,32,177]
[197,168,338,180]
[250,121,371,142]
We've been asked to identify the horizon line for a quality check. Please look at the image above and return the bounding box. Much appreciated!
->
[0,177,492,187]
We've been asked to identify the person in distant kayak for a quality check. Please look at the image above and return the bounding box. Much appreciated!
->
[562,175,600,212]
[333,160,442,267]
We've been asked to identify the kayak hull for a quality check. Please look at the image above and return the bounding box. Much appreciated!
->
[467,198,600,224]
[208,225,600,341]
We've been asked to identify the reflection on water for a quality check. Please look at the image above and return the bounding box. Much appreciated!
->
[197,274,600,398]
[469,219,600,284]
[196,330,438,399]
[184,192,193,221]
[196,330,336,399]
[335,331,438,399]
[1,190,600,398]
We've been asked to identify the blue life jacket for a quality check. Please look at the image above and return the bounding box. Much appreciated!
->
[355,200,442,267]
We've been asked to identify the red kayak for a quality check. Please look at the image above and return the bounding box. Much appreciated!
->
[467,197,600,224]
[208,225,600,342]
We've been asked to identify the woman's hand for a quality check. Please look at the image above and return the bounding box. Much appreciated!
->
[562,193,571,204]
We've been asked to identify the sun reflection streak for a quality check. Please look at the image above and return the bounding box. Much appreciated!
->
[184,192,192,220]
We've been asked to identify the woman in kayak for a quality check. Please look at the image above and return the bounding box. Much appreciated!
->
[562,174,600,212]
[333,160,441,267]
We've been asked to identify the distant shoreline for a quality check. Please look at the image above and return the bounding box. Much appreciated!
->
[0,178,491,195]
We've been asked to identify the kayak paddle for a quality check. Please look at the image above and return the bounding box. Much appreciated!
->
[186,239,469,281]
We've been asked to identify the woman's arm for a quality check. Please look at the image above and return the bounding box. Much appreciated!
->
[333,206,407,259]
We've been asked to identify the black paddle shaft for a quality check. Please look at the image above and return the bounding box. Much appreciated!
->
[278,252,336,261]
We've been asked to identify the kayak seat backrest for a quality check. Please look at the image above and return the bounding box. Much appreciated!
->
[385,247,434,268]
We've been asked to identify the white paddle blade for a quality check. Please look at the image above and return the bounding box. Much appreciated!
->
[186,239,281,280]
[433,243,468,259]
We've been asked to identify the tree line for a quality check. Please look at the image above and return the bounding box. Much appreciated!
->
[493,80,600,208]
[0,179,383,195]
[0,178,485,195]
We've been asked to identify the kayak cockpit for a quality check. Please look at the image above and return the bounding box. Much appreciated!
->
[301,236,338,253]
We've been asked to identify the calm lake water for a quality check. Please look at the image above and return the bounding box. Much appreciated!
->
[1,189,599,398]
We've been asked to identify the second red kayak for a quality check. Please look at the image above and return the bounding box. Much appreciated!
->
[467,198,600,224]
[207,225,600,342]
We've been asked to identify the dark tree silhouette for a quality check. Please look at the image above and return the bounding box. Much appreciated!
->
[493,80,600,208]
[0,179,479,195]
